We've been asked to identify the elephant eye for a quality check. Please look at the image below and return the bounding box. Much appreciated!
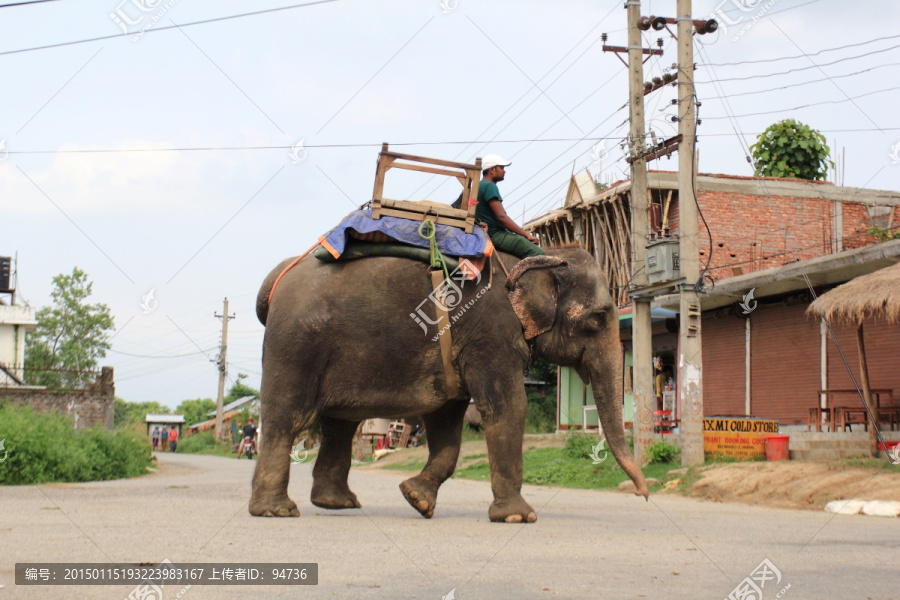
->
[585,311,607,331]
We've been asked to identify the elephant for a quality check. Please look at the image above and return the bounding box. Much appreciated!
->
[249,246,649,522]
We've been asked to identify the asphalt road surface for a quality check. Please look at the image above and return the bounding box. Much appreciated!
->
[1,452,897,600]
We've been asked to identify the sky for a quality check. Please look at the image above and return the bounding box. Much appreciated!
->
[2,0,899,409]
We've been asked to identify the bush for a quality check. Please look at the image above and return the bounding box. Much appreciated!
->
[176,430,219,454]
[526,386,557,433]
[564,431,602,460]
[646,440,680,464]
[0,404,152,485]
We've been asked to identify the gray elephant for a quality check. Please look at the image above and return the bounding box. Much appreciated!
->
[250,247,648,522]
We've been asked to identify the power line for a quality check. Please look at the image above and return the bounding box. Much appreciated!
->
[6,128,900,158]
[702,85,900,121]
[697,61,900,99]
[695,43,900,83]
[109,347,218,359]
[0,0,60,7]
[697,32,900,67]
[0,0,340,56]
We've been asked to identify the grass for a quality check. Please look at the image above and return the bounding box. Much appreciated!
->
[0,403,153,485]
[453,448,675,491]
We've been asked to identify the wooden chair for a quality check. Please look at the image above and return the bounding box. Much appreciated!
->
[370,143,482,233]
[807,407,834,432]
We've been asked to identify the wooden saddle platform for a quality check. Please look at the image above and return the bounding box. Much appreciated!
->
[370,142,482,233]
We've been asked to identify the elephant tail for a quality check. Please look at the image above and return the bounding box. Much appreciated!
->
[257,256,300,326]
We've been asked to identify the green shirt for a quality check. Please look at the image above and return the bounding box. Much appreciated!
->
[475,180,505,235]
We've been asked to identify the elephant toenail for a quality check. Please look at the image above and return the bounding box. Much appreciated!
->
[504,515,523,523]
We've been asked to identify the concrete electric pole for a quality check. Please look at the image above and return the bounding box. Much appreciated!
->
[625,0,656,462]
[214,297,235,441]
[676,0,704,466]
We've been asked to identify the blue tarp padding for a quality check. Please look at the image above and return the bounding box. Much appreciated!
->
[322,209,489,258]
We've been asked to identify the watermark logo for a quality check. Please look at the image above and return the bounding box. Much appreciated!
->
[587,439,608,464]
[725,558,789,600]
[439,0,458,13]
[888,445,900,465]
[739,288,757,314]
[289,139,308,164]
[889,141,900,164]
[290,438,310,464]
[140,288,158,314]
[410,259,488,341]
[0,439,7,463]
[110,0,179,42]
[0,139,7,163]
[709,0,778,41]
[442,589,456,600]
[589,140,612,166]
[125,558,191,600]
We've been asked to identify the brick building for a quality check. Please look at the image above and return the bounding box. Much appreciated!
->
[527,171,900,430]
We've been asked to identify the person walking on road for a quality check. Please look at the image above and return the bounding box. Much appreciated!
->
[167,426,178,453]
[151,426,160,451]
[160,426,169,452]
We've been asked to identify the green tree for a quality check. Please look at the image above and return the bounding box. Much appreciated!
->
[24,267,115,388]
[114,399,171,428]
[225,373,259,403]
[176,398,216,427]
[749,119,832,181]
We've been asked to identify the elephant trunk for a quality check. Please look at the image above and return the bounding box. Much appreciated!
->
[585,349,648,499]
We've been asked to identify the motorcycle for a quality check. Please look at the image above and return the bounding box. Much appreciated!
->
[243,436,256,460]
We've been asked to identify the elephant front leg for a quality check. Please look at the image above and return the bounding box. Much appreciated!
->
[478,388,537,524]
[400,401,469,518]
[249,418,301,518]
[311,416,362,510]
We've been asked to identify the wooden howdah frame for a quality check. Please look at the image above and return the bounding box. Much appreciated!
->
[371,142,482,233]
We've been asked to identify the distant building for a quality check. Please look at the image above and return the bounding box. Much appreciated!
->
[145,414,186,438]
[0,302,37,386]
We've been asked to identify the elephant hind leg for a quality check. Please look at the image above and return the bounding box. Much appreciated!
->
[400,400,469,519]
[249,413,309,518]
[311,416,362,510]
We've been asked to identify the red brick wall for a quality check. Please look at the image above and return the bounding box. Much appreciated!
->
[666,190,894,282]
[702,313,747,417]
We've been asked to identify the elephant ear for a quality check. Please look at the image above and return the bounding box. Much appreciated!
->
[506,256,567,340]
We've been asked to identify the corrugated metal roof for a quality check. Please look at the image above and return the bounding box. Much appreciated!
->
[145,414,185,424]
[206,395,259,417]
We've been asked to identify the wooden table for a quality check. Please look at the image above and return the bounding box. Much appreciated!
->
[810,389,898,432]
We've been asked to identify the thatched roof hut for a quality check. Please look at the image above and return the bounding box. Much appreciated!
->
[807,261,900,324]
[807,260,900,455]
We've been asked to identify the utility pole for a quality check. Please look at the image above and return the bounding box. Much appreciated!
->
[625,0,655,462]
[677,0,704,466]
[214,297,235,441]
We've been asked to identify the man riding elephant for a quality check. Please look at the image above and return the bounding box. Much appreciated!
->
[475,154,545,259]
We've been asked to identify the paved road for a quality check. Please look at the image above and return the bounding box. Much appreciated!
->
[1,452,897,600]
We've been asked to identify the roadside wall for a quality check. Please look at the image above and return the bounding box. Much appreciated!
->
[0,366,115,430]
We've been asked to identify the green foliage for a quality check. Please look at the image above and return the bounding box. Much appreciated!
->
[0,404,152,485]
[24,267,115,388]
[176,430,219,455]
[176,398,216,427]
[453,447,674,490]
[645,439,681,464]
[525,385,557,433]
[868,226,900,243]
[461,423,483,442]
[563,431,601,459]
[114,399,170,428]
[749,119,832,181]
[226,373,259,404]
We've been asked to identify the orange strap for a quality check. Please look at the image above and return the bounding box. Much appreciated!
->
[267,240,321,306]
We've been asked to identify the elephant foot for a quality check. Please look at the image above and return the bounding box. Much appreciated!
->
[249,494,301,518]
[488,496,537,524]
[399,476,438,519]
[310,482,361,510]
